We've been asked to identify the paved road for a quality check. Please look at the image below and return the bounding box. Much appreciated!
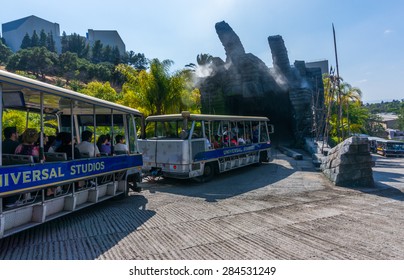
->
[0,151,403,260]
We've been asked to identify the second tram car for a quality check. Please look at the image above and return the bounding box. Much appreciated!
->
[138,111,274,181]
[368,137,404,157]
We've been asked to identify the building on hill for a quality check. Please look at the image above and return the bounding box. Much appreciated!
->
[2,15,61,52]
[86,29,126,55]
[377,113,398,130]
[2,15,126,56]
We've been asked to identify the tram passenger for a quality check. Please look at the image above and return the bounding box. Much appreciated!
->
[47,132,64,153]
[76,130,100,157]
[252,125,259,143]
[245,132,252,144]
[2,126,19,154]
[113,135,129,154]
[211,135,220,149]
[44,135,56,152]
[96,135,110,155]
[230,136,238,146]
[15,128,40,161]
[238,136,246,145]
[55,132,81,160]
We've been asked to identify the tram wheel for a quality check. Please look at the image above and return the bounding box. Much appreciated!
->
[201,162,215,182]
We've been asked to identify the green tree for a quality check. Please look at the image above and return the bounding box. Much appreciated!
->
[87,62,114,81]
[46,32,56,52]
[124,51,148,70]
[322,74,368,143]
[7,47,58,79]
[80,81,118,102]
[365,114,387,137]
[196,53,213,66]
[39,29,47,47]
[339,82,363,137]
[0,40,13,65]
[186,53,213,71]
[31,30,39,47]
[117,58,200,116]
[58,51,79,83]
[61,31,69,53]
[66,33,89,59]
[111,46,121,65]
[102,45,112,63]
[91,40,103,63]
[398,104,404,130]
[20,33,31,49]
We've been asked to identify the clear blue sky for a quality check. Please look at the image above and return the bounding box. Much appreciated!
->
[2,0,403,103]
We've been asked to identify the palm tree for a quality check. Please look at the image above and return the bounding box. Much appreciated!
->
[117,58,200,116]
[185,53,213,71]
[322,73,366,144]
[339,82,362,138]
[196,53,213,66]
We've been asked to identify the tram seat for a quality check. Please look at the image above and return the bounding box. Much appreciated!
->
[114,150,127,155]
[2,154,34,165]
[44,152,67,162]
[80,152,90,158]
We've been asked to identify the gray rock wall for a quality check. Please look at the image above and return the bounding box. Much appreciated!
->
[198,21,324,145]
[321,137,374,187]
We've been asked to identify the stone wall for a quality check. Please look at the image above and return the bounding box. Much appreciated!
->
[321,136,374,187]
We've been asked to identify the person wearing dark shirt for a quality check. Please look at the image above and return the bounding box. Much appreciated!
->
[2,126,19,154]
[55,132,81,160]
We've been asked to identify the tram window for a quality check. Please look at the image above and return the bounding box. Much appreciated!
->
[259,122,269,142]
[192,121,203,138]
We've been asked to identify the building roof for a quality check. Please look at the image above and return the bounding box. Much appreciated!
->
[377,113,398,122]
[2,15,56,33]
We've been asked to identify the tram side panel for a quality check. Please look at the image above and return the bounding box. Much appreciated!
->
[138,139,193,178]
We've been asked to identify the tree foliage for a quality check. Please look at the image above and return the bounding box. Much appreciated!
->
[322,74,370,143]
[80,81,119,102]
[0,40,13,65]
[117,59,200,116]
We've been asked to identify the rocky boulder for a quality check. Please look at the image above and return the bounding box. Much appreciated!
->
[320,136,374,187]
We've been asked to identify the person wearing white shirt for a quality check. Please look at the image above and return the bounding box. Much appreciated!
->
[76,130,100,157]
[113,134,129,154]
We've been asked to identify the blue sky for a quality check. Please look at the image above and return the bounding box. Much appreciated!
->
[2,0,403,103]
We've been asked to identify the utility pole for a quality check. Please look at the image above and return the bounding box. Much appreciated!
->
[333,23,343,141]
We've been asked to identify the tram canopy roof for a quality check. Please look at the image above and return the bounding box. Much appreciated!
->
[146,111,270,122]
[0,70,142,116]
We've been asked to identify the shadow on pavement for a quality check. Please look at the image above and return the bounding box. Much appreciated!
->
[0,194,155,260]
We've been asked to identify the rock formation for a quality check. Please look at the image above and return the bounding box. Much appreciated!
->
[197,21,325,145]
[320,136,374,187]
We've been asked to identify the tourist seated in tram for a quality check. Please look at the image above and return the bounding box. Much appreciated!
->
[76,130,100,157]
[113,134,129,154]
[15,128,41,161]
[2,126,20,154]
[230,136,238,146]
[47,132,64,153]
[238,136,246,145]
[211,135,221,149]
[96,134,111,155]
[252,125,259,143]
[44,135,56,152]
[55,132,81,160]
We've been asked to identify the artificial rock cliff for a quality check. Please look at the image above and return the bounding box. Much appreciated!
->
[197,21,324,145]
